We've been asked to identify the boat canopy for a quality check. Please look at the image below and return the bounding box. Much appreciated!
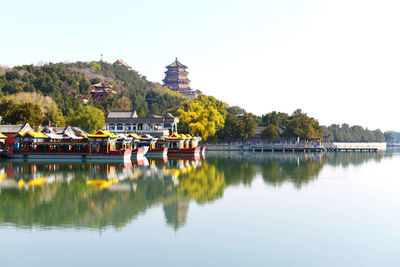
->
[165,132,187,140]
[141,134,154,140]
[62,133,83,140]
[184,134,194,140]
[45,133,63,139]
[87,130,118,139]
[14,131,47,138]
[127,133,142,139]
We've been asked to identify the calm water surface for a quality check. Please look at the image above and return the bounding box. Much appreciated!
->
[0,151,400,266]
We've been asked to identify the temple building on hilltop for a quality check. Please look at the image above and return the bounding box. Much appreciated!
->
[163,58,201,99]
[114,59,132,69]
[105,110,179,137]
[90,81,117,101]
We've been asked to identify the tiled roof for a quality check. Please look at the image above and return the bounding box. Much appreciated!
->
[92,81,112,88]
[0,124,33,134]
[167,57,187,68]
[146,114,163,119]
[107,111,137,119]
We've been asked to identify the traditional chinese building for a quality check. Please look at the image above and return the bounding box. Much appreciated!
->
[90,81,117,101]
[114,59,132,69]
[163,58,201,99]
[105,111,179,137]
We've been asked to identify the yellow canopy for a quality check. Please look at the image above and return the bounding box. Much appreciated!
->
[184,134,193,140]
[165,132,186,140]
[14,131,47,138]
[127,133,141,139]
[87,130,118,138]
[0,132,6,139]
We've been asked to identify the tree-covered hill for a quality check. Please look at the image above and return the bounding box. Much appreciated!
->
[0,60,184,118]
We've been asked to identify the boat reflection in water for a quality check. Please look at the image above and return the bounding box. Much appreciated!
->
[0,152,388,231]
[0,156,202,230]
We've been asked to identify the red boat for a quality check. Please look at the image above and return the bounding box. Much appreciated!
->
[2,130,132,162]
[139,134,168,158]
[165,133,201,157]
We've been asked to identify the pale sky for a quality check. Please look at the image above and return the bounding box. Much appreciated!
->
[1,0,400,131]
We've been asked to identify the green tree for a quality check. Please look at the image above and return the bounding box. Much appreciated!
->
[112,96,131,111]
[261,125,280,140]
[5,70,21,81]
[284,109,322,140]
[384,132,394,142]
[217,113,241,139]
[239,113,257,140]
[226,105,245,116]
[261,111,289,127]
[67,105,105,133]
[2,102,44,127]
[44,108,66,127]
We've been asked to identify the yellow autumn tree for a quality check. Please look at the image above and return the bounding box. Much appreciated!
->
[176,95,226,141]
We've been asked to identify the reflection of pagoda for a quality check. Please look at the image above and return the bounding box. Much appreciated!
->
[163,199,190,231]
[162,58,201,99]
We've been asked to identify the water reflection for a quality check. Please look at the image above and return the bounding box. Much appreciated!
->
[0,152,391,230]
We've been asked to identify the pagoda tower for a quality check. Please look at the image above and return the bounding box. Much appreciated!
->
[162,57,191,92]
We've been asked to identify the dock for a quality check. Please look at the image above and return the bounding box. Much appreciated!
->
[206,142,386,153]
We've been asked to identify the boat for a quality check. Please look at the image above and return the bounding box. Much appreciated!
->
[126,133,147,159]
[1,130,132,161]
[139,134,168,158]
[165,132,201,157]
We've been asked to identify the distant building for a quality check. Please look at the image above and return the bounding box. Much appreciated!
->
[105,111,179,137]
[163,58,201,99]
[90,81,117,101]
[114,59,132,69]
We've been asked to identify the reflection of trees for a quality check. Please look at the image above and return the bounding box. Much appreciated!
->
[321,152,387,168]
[208,157,258,186]
[0,151,393,230]
[259,157,323,189]
[177,161,225,204]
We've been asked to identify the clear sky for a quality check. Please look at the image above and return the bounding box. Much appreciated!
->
[2,0,400,131]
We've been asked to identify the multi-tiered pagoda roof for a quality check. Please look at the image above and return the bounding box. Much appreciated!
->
[163,58,191,91]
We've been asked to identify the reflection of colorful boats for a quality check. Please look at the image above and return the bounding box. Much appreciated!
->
[86,178,119,189]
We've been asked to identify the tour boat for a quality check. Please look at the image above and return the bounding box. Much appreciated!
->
[126,133,147,159]
[140,134,168,158]
[1,130,132,161]
[165,133,201,157]
[200,146,206,156]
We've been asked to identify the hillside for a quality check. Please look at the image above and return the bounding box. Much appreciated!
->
[0,60,184,117]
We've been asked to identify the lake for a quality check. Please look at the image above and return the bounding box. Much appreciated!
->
[0,151,399,267]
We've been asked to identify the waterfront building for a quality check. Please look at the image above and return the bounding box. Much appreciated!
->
[90,81,117,101]
[105,111,179,137]
[162,58,201,99]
